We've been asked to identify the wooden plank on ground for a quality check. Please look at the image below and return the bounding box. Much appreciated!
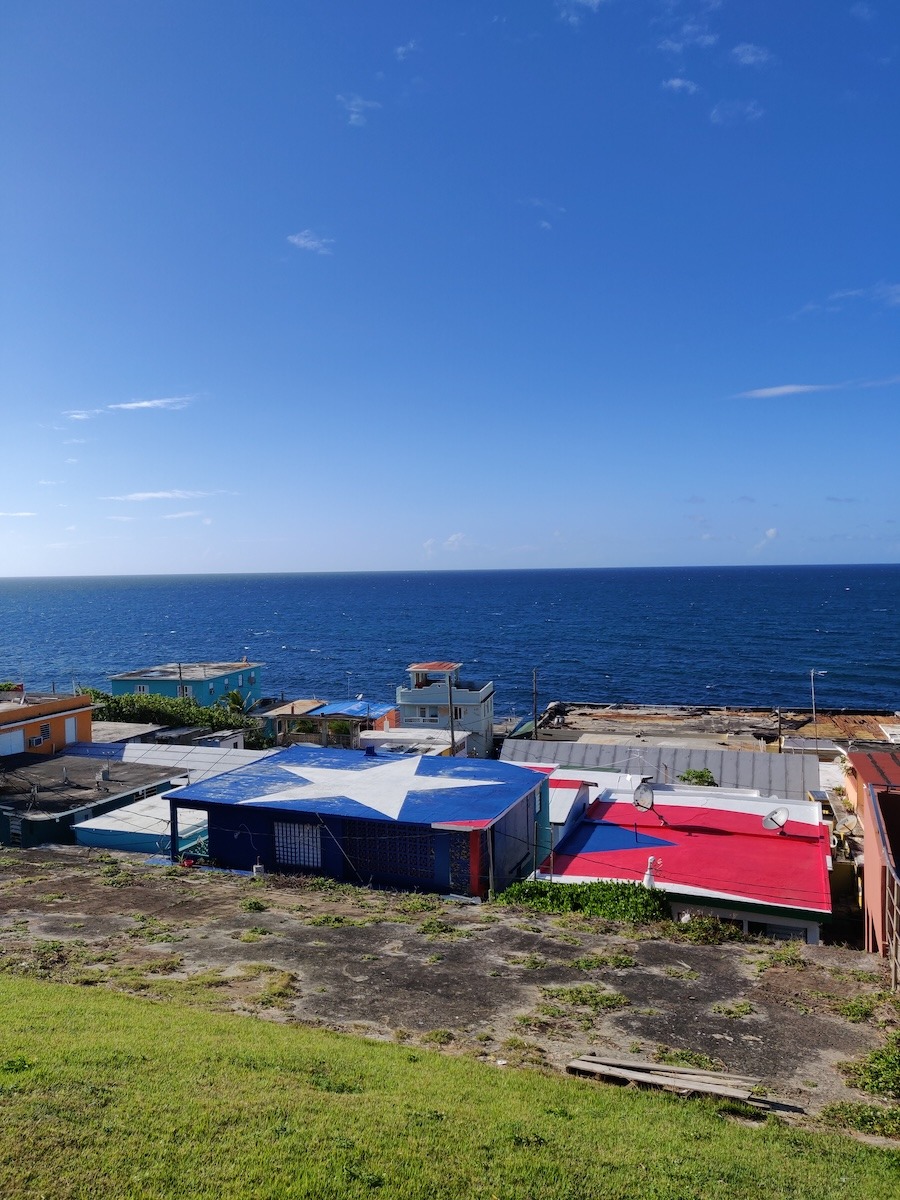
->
[566,1059,754,1101]
[574,1054,760,1087]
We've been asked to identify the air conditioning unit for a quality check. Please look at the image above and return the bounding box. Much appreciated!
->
[28,736,44,748]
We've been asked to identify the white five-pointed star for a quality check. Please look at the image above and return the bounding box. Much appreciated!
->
[239,755,498,820]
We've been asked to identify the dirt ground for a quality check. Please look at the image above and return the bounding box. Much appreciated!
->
[0,846,895,1125]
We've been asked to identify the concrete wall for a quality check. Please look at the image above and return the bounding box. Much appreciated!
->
[111,668,261,709]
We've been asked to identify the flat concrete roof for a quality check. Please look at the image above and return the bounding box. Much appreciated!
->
[110,661,262,682]
[0,754,179,817]
[91,721,169,743]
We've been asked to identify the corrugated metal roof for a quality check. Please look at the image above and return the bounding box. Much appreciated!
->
[849,751,900,790]
[501,739,818,801]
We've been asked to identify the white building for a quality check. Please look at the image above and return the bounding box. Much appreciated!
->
[396,661,494,758]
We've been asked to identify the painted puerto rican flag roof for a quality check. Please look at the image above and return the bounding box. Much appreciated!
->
[538,793,832,915]
[165,744,542,828]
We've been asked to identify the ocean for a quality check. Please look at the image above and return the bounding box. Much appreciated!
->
[0,565,897,716]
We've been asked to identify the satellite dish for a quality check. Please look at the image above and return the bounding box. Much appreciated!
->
[834,815,857,836]
[633,782,654,812]
[762,807,790,831]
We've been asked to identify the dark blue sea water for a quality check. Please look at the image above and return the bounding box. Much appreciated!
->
[0,567,898,716]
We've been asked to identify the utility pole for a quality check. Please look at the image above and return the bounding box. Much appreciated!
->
[448,675,456,756]
[532,668,538,741]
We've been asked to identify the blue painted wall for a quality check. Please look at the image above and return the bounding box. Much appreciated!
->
[193,799,519,895]
[111,665,262,709]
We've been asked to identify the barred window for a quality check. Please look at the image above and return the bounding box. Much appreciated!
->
[274,820,322,868]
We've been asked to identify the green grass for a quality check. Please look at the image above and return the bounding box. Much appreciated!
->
[0,978,897,1199]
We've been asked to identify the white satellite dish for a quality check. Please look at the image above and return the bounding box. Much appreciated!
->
[633,782,654,812]
[834,815,857,836]
[762,807,790,831]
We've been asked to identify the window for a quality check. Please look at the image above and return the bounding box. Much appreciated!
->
[274,821,321,868]
[238,673,243,687]
[40,723,51,738]
[453,707,463,721]
[135,684,149,694]
[249,672,255,684]
[209,684,214,695]
[177,684,192,698]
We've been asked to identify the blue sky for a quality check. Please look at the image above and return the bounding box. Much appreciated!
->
[1,1,898,576]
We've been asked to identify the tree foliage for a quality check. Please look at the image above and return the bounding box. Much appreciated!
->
[677,768,717,787]
[86,689,270,749]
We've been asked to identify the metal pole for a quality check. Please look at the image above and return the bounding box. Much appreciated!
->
[448,675,456,756]
[810,669,818,760]
[487,826,496,898]
[532,668,538,741]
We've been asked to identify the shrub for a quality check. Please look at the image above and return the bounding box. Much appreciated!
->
[497,880,670,924]
[842,1032,900,1099]
[677,768,717,787]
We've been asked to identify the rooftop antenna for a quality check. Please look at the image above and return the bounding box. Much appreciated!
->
[762,806,790,834]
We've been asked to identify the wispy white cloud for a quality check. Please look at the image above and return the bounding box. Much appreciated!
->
[287,230,334,255]
[737,383,840,399]
[64,438,87,444]
[737,374,900,399]
[731,43,772,67]
[752,527,778,553]
[64,409,102,421]
[850,2,875,20]
[443,532,467,552]
[662,77,699,94]
[832,282,900,307]
[710,99,763,125]
[790,281,900,318]
[65,458,78,464]
[336,93,381,127]
[38,479,61,486]
[0,511,37,518]
[557,0,605,26]
[658,21,718,54]
[162,511,203,520]
[107,395,193,411]
[394,39,418,61]
[103,489,213,502]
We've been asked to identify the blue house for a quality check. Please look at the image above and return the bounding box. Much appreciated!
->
[166,744,550,897]
[109,660,263,709]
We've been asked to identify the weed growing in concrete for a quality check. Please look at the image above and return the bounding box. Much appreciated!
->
[821,1101,900,1139]
[712,1000,754,1019]
[421,1029,454,1046]
[653,1046,724,1071]
[841,1032,900,1099]
[571,952,635,971]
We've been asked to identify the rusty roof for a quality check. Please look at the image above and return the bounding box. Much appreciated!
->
[406,662,463,672]
[848,751,900,791]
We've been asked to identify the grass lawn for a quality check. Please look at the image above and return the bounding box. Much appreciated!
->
[0,978,897,1199]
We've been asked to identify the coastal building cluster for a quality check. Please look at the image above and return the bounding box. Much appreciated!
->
[1,660,897,978]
